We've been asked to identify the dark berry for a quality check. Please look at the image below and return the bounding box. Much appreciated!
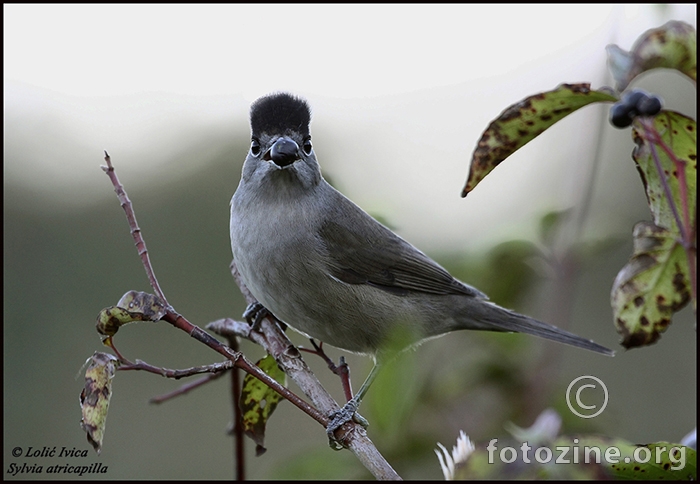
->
[637,95,663,116]
[621,89,649,111]
[610,102,634,128]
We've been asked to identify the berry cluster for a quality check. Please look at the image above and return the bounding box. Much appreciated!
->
[609,89,663,128]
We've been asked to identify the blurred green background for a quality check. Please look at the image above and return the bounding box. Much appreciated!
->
[4,4,696,480]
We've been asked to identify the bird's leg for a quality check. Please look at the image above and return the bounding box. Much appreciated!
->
[242,302,286,332]
[300,339,354,401]
[242,302,267,330]
[335,356,353,403]
[326,362,381,448]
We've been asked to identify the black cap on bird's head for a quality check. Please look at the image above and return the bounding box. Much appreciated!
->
[250,92,311,138]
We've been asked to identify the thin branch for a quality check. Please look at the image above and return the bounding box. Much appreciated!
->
[150,372,228,404]
[226,336,245,481]
[207,318,252,340]
[101,151,169,305]
[119,359,232,378]
[165,306,327,425]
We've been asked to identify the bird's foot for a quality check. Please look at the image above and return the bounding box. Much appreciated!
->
[243,302,268,331]
[326,398,369,450]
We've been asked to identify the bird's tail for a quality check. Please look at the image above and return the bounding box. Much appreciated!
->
[463,300,614,356]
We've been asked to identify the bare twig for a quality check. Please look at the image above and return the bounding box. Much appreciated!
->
[168,295,328,425]
[226,336,245,481]
[206,318,252,340]
[150,372,228,404]
[119,359,232,378]
[101,151,169,305]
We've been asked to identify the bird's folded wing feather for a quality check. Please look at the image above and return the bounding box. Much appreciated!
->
[319,219,486,298]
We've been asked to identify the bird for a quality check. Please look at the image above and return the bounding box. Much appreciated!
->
[229,92,613,440]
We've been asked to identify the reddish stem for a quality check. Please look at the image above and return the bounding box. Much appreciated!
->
[639,118,697,308]
[150,372,227,404]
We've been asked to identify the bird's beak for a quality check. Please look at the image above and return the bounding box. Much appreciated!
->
[263,137,300,168]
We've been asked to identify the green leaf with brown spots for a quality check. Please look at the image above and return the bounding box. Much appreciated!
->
[607,21,696,92]
[80,352,119,454]
[631,111,697,232]
[95,306,137,337]
[611,222,691,348]
[608,442,696,480]
[95,291,167,337]
[240,354,287,456]
[462,83,616,197]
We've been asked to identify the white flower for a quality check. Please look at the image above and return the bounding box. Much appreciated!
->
[680,428,696,449]
[505,408,561,446]
[435,430,475,480]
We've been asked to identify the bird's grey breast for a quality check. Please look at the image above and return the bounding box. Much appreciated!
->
[230,177,328,320]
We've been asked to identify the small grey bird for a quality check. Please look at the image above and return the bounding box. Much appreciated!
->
[230,92,613,437]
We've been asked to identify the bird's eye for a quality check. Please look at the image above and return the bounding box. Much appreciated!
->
[303,139,313,155]
[250,139,261,156]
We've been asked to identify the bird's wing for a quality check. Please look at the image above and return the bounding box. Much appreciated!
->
[318,218,486,298]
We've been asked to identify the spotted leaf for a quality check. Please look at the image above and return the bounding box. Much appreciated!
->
[96,291,166,337]
[462,83,616,197]
[611,222,691,348]
[240,354,287,456]
[631,111,696,232]
[80,352,119,454]
[607,20,696,92]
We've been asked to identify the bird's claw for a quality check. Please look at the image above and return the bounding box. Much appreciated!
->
[243,302,268,330]
[326,399,368,450]
[352,411,369,428]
